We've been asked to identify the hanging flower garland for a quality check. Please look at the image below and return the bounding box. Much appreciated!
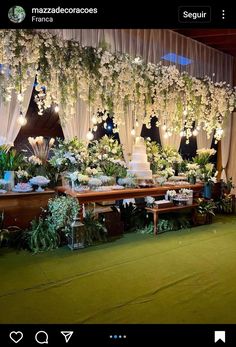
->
[0,29,235,143]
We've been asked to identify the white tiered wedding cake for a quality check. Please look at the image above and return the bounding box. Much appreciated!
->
[128,137,152,179]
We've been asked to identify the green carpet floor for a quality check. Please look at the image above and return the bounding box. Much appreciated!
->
[1,215,236,324]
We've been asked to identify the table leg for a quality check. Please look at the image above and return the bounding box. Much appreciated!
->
[153,211,158,235]
[79,203,84,221]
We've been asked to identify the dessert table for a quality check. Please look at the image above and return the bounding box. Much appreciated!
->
[56,183,203,220]
[0,190,55,229]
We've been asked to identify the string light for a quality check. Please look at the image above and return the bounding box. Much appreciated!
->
[135,119,139,127]
[131,128,136,136]
[162,124,167,131]
[192,129,198,136]
[92,116,97,124]
[164,132,168,139]
[196,125,201,131]
[17,113,27,126]
[54,105,60,113]
[17,93,23,102]
[86,130,94,141]
[183,110,188,116]
[180,130,185,137]
[104,122,107,129]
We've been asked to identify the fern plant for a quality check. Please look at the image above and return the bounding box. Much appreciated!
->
[27,218,60,253]
[83,210,107,245]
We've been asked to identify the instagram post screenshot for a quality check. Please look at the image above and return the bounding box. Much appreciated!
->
[0,1,236,345]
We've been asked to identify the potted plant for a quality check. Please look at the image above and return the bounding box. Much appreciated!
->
[186,163,200,185]
[194,198,217,225]
[199,163,218,199]
[0,148,24,189]
[221,177,234,195]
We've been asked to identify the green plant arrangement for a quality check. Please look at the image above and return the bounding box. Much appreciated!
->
[26,217,60,253]
[196,198,217,216]
[26,196,79,253]
[221,177,235,194]
[47,196,79,235]
[216,194,234,214]
[136,223,154,234]
[0,148,24,171]
[83,210,107,245]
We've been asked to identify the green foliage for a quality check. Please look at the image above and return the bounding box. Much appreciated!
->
[47,196,79,235]
[136,223,154,234]
[222,177,235,192]
[100,160,127,178]
[0,148,24,172]
[197,198,217,216]
[83,210,107,245]
[158,215,191,232]
[26,218,59,253]
[113,203,147,232]
[216,195,233,214]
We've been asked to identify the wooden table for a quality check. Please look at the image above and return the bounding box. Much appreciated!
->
[146,203,199,235]
[0,190,55,229]
[56,184,203,220]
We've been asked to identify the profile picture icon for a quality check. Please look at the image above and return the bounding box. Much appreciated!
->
[8,6,26,23]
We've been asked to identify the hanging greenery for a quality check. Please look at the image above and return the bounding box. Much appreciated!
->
[0,29,236,142]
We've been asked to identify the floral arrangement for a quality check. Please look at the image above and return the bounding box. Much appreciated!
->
[117,174,137,188]
[88,177,102,188]
[88,136,127,177]
[199,163,218,184]
[49,137,88,173]
[69,172,89,186]
[186,163,200,179]
[158,167,175,179]
[194,148,217,166]
[0,30,235,143]
[166,190,177,198]
[15,169,30,183]
[28,136,55,165]
[179,188,193,196]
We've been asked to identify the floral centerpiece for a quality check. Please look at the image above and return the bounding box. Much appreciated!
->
[88,177,102,190]
[49,137,88,173]
[69,172,90,190]
[199,163,218,198]
[117,174,137,188]
[89,136,127,178]
[194,148,216,167]
[165,190,177,201]
[15,169,30,183]
[186,163,200,184]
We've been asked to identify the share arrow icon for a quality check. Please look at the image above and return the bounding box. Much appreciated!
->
[61,331,74,343]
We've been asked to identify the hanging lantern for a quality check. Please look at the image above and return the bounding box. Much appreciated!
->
[54,105,60,113]
[86,130,94,141]
[131,128,136,136]
[17,113,27,126]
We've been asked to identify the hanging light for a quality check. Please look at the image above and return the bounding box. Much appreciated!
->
[216,128,224,137]
[167,131,172,137]
[180,130,185,137]
[104,122,107,129]
[86,130,94,141]
[131,128,136,136]
[162,124,167,131]
[192,129,199,136]
[183,109,188,116]
[164,132,168,139]
[17,113,27,126]
[196,125,201,131]
[92,115,97,124]
[17,93,24,102]
[54,105,60,113]
[135,119,139,127]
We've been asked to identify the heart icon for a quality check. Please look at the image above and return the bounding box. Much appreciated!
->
[9,331,24,343]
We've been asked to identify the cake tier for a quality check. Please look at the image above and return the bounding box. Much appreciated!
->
[131,153,148,162]
[127,169,152,179]
[129,162,150,171]
[132,144,147,154]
